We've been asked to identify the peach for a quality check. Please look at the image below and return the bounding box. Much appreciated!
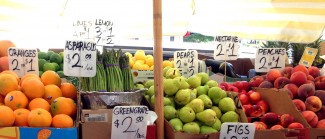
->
[249,76,265,88]
[242,104,252,115]
[261,112,280,127]
[270,125,284,130]
[292,99,306,111]
[239,93,250,105]
[284,84,298,99]
[280,114,295,128]
[302,110,318,128]
[266,69,282,83]
[306,80,315,86]
[316,119,325,128]
[274,77,290,89]
[290,71,307,87]
[315,76,325,90]
[283,88,293,99]
[315,90,325,107]
[316,106,325,120]
[305,96,322,112]
[297,83,315,101]
[291,65,309,77]
[254,122,267,130]
[256,100,269,114]
[249,91,262,104]
[288,122,304,129]
[307,75,315,81]
[308,66,320,78]
[258,81,274,88]
[281,67,293,78]
[247,105,264,117]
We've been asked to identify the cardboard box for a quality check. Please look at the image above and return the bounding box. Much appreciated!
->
[308,128,325,139]
[164,92,248,139]
[80,109,156,139]
[0,127,78,139]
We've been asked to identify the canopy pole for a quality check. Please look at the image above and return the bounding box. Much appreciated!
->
[153,0,164,139]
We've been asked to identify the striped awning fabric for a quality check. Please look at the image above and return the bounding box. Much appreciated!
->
[188,0,325,43]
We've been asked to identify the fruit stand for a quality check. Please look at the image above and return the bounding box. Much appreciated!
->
[1,0,325,139]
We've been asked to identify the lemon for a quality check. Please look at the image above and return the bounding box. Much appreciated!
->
[132,62,143,70]
[150,65,154,70]
[135,60,145,65]
[146,57,154,67]
[134,50,146,61]
[125,52,133,59]
[146,55,153,59]
[129,58,134,68]
[142,64,150,70]
[170,60,174,68]
[163,60,172,68]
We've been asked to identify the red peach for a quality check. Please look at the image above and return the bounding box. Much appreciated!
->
[302,111,319,128]
[249,91,262,104]
[254,122,267,130]
[284,84,299,99]
[270,125,284,130]
[308,66,320,78]
[291,65,309,77]
[281,67,293,79]
[280,114,295,128]
[297,83,315,101]
[292,99,306,111]
[315,90,325,107]
[290,71,307,87]
[249,76,265,88]
[256,100,269,114]
[261,112,280,127]
[307,75,315,81]
[239,93,250,105]
[316,119,325,128]
[258,81,274,88]
[316,106,325,120]
[266,69,282,83]
[247,105,264,117]
[315,76,325,90]
[305,96,322,112]
[288,122,305,129]
[274,77,290,89]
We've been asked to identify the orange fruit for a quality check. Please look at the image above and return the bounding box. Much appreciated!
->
[20,74,40,86]
[21,78,45,100]
[43,85,62,104]
[4,91,29,110]
[0,40,15,57]
[41,71,61,87]
[52,114,73,128]
[0,105,15,126]
[28,108,52,127]
[29,98,50,112]
[60,83,77,99]
[51,97,76,117]
[0,94,4,105]
[0,73,18,96]
[13,108,30,126]
[1,70,19,83]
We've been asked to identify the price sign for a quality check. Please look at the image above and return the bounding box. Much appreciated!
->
[214,36,239,61]
[299,47,318,67]
[220,123,255,139]
[72,19,115,47]
[255,48,286,72]
[174,50,198,78]
[64,40,97,77]
[111,106,149,139]
[8,48,38,77]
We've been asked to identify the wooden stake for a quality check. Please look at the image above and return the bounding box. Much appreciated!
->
[153,0,164,139]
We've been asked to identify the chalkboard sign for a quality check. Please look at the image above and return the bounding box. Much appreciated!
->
[220,123,255,139]
[63,40,97,77]
[173,50,198,78]
[8,48,39,77]
[255,48,286,72]
[214,36,239,61]
[299,47,318,67]
[111,106,150,139]
[72,19,114,47]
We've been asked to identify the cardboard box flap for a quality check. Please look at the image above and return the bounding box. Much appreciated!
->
[254,88,311,128]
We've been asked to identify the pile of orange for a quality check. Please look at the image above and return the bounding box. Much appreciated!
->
[0,70,77,128]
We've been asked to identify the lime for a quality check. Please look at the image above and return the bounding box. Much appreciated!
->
[38,52,48,60]
[57,71,65,78]
[59,52,64,59]
[47,51,55,59]
[50,53,63,64]
[38,59,48,71]
[59,63,64,71]
[43,63,57,71]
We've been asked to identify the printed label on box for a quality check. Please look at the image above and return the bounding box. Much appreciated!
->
[84,113,108,122]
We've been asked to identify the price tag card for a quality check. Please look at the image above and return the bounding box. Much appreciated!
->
[214,36,239,61]
[111,106,150,139]
[174,50,198,78]
[299,47,318,67]
[8,48,39,77]
[255,48,286,72]
[220,123,255,139]
[72,19,115,47]
[64,40,97,77]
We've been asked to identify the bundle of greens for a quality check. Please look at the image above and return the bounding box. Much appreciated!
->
[119,53,134,92]
[103,49,124,92]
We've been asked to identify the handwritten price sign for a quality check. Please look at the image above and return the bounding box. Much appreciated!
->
[255,48,286,72]
[220,123,255,139]
[8,48,39,77]
[63,40,97,77]
[72,19,114,47]
[111,106,149,139]
[214,36,239,61]
[174,50,198,78]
